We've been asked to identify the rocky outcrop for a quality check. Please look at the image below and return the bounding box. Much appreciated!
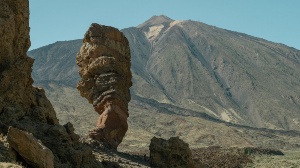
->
[76,23,132,149]
[0,0,101,167]
[0,0,58,132]
[7,127,54,168]
[149,137,197,168]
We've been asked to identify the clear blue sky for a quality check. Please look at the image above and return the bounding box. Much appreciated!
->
[29,0,300,50]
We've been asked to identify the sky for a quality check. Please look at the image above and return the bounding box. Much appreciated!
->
[29,0,300,50]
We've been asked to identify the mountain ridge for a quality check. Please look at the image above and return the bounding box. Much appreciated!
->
[124,15,299,129]
[29,15,300,130]
[28,15,300,151]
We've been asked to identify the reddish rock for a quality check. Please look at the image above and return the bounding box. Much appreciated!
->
[76,23,132,149]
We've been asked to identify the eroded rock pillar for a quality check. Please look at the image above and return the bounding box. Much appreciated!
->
[76,23,132,149]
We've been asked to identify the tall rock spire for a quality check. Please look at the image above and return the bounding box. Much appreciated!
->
[76,23,132,149]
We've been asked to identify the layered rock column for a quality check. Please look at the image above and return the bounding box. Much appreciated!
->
[76,23,132,149]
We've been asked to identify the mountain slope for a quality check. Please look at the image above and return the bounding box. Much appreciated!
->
[28,15,300,147]
[30,82,300,152]
[121,15,300,130]
[31,39,82,86]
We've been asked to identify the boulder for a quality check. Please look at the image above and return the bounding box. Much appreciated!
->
[76,23,132,149]
[149,137,197,168]
[7,127,54,168]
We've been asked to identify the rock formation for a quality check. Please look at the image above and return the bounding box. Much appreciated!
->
[149,137,197,168]
[7,127,55,168]
[76,23,132,149]
[0,0,101,167]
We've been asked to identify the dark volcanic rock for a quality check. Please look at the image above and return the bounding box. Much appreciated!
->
[0,0,101,167]
[76,23,132,149]
[149,137,198,168]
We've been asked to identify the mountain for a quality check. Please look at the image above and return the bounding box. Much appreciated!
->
[31,39,82,86]
[28,15,300,151]
[123,15,300,130]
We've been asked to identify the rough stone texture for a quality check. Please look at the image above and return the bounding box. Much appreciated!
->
[0,0,58,133]
[7,127,54,168]
[76,23,132,149]
[149,137,197,168]
[0,0,102,167]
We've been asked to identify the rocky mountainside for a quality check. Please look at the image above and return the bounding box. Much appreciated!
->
[32,83,300,153]
[28,15,300,151]
[30,15,300,131]
[31,40,81,86]
[125,15,300,130]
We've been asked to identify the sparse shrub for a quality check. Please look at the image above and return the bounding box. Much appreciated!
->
[192,147,253,168]
[244,147,284,156]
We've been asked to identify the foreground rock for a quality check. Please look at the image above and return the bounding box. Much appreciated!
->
[149,137,199,168]
[0,0,101,167]
[7,127,54,168]
[76,23,132,149]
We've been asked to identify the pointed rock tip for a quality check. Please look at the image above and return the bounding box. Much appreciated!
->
[137,15,174,28]
[83,23,126,43]
[151,15,173,21]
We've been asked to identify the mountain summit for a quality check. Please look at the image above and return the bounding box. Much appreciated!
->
[125,16,300,130]
[137,15,173,28]
[29,15,300,150]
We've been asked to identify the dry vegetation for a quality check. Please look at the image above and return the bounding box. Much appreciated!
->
[0,135,13,163]
[42,84,300,155]
[0,135,21,168]
[192,147,253,168]
[245,150,300,168]
[192,147,287,168]
[91,146,291,168]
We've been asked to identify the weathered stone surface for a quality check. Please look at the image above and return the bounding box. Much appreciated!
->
[7,127,54,168]
[0,0,102,167]
[0,0,58,134]
[149,137,197,168]
[76,23,132,149]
